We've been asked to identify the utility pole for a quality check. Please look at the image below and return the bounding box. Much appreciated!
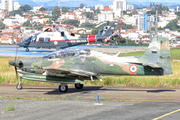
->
[150,21,152,41]
[155,5,158,35]
[58,0,60,8]
[150,3,162,36]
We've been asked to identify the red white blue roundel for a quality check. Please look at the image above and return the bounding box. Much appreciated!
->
[129,64,138,73]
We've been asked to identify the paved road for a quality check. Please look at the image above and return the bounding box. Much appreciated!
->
[0,85,180,102]
[0,99,180,120]
[1,85,180,120]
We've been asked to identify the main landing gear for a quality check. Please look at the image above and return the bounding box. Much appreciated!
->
[26,48,29,52]
[75,83,83,89]
[59,84,68,92]
[16,77,22,90]
[58,83,84,92]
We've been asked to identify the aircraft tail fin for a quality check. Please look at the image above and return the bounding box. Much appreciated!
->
[104,21,119,36]
[103,22,119,42]
[140,35,173,75]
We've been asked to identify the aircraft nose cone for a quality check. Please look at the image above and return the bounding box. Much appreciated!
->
[9,60,15,66]
[17,42,21,46]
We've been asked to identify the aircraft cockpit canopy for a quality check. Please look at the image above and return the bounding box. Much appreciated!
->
[43,48,91,59]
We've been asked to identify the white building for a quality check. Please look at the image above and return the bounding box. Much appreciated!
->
[3,19,19,26]
[3,14,28,25]
[123,16,136,26]
[95,5,104,10]
[177,6,179,12]
[137,16,144,31]
[127,4,134,10]
[98,7,113,23]
[1,0,14,11]
[14,14,28,24]
[61,12,76,20]
[31,16,44,24]
[14,2,21,10]
[31,5,44,13]
[113,0,127,18]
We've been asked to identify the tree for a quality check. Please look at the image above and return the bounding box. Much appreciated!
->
[62,7,69,13]
[39,7,47,11]
[94,9,100,15]
[164,18,180,31]
[83,12,94,20]
[147,11,156,15]
[0,22,5,29]
[19,4,32,12]
[91,29,98,35]
[158,6,169,14]
[79,3,85,8]
[52,6,60,21]
[123,11,127,14]
[23,20,32,27]
[147,6,169,15]
[62,20,80,27]
[8,10,23,16]
[81,23,96,29]
[176,12,180,16]
[121,22,134,29]
[46,19,53,24]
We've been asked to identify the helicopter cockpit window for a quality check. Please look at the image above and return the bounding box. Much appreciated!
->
[70,33,75,36]
[39,37,44,43]
[61,32,64,37]
[32,36,37,42]
[45,38,50,43]
[98,29,103,35]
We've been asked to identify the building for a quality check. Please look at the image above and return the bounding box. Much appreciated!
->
[127,4,134,10]
[113,0,127,18]
[123,16,136,26]
[95,5,104,10]
[136,14,150,32]
[1,0,14,11]
[143,14,148,31]
[61,12,76,20]
[14,2,21,10]
[177,6,179,12]
[137,16,144,31]
[98,7,113,23]
[31,5,44,13]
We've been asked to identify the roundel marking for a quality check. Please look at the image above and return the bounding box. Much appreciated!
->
[129,64,138,74]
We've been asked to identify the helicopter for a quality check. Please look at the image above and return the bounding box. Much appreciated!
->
[17,22,120,52]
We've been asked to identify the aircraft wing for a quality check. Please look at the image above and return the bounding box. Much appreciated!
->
[43,67,97,77]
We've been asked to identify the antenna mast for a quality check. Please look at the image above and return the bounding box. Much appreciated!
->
[58,0,60,8]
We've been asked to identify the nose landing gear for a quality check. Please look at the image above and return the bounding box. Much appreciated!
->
[26,48,29,52]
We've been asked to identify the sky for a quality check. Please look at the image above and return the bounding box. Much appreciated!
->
[30,0,180,3]
[13,0,180,7]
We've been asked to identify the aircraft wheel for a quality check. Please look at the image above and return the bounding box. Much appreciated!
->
[16,84,22,90]
[26,48,29,52]
[59,85,68,92]
[75,83,83,89]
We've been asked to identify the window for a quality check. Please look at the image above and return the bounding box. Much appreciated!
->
[70,33,75,36]
[61,32,64,37]
[39,37,44,43]
[45,38,50,43]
